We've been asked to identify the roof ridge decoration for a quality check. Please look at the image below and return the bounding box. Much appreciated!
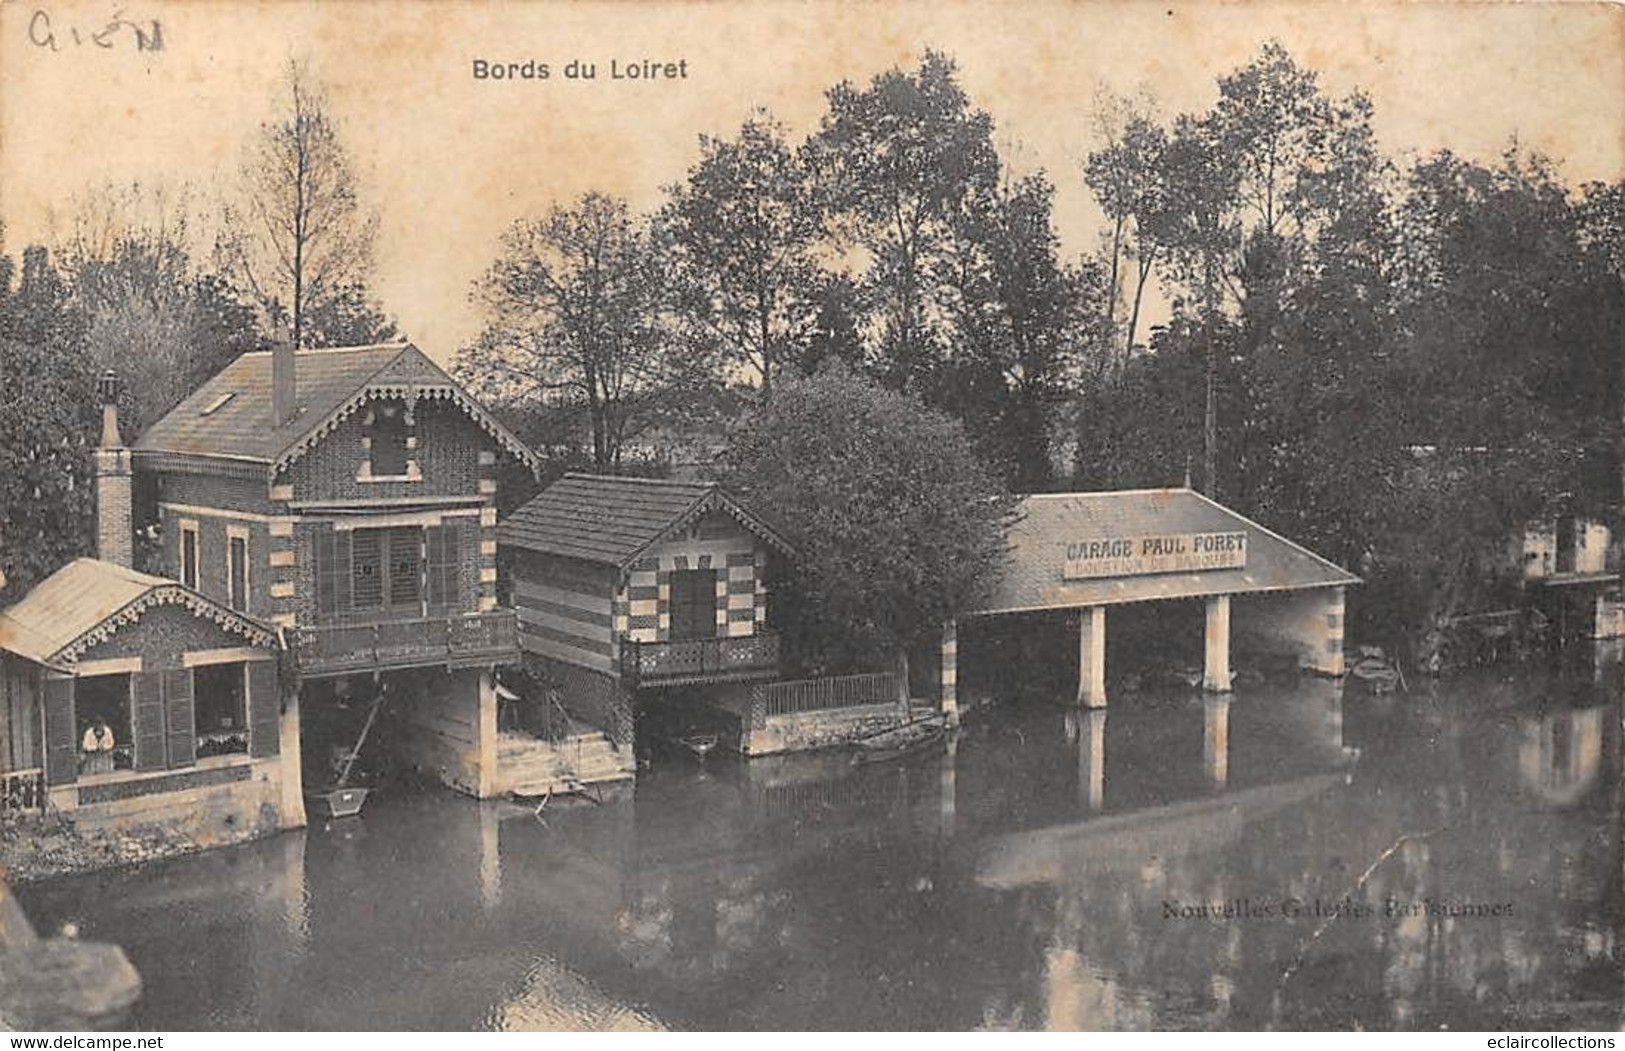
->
[629,486,796,568]
[269,344,540,477]
[54,584,278,664]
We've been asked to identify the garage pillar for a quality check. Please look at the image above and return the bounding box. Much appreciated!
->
[1076,606,1107,708]
[940,620,960,728]
[476,669,498,799]
[1204,594,1232,693]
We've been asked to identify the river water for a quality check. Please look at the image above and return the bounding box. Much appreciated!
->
[18,646,1625,1030]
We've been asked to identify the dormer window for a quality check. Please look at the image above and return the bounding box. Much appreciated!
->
[371,399,409,477]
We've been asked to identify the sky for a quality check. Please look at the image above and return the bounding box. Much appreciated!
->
[2,0,1622,364]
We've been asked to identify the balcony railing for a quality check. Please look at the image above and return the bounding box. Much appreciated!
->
[291,610,519,676]
[620,632,781,688]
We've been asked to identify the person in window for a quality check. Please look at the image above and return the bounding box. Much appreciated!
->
[81,718,116,775]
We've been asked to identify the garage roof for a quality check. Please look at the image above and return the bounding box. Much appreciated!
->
[971,488,1358,615]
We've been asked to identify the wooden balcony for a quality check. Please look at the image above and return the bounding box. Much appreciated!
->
[291,610,519,676]
[620,632,781,689]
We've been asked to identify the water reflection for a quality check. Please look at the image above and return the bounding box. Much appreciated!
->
[16,649,1623,1031]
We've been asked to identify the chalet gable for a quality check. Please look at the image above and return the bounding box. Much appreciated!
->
[0,559,276,667]
[133,343,540,480]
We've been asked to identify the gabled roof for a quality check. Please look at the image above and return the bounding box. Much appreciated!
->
[498,473,794,570]
[133,342,539,476]
[0,559,277,665]
[972,488,1359,615]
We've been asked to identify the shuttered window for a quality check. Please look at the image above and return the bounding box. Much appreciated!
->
[228,535,248,611]
[180,524,199,590]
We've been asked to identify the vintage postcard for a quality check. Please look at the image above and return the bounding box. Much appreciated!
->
[0,0,1621,1034]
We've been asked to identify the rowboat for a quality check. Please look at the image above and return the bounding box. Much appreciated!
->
[853,719,945,764]
[307,786,369,819]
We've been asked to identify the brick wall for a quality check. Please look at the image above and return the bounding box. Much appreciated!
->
[158,473,274,515]
[154,507,273,621]
[277,398,495,503]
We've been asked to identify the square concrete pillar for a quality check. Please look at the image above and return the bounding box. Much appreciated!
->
[475,668,498,799]
[1204,594,1232,693]
[280,684,307,830]
[940,621,960,727]
[1321,586,1347,677]
[1076,606,1107,708]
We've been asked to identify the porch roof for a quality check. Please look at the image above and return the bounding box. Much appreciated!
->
[498,473,794,570]
[970,488,1358,616]
[0,559,276,665]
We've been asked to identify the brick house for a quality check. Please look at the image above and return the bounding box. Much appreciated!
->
[127,341,541,805]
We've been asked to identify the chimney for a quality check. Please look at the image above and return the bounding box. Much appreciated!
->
[271,340,297,428]
[94,370,134,569]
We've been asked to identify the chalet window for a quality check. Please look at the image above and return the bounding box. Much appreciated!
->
[227,529,249,612]
[371,400,410,477]
[193,663,248,757]
[669,569,718,641]
[180,521,199,590]
[76,674,134,775]
[350,527,423,617]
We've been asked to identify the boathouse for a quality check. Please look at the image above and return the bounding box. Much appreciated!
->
[498,474,794,764]
[941,488,1358,719]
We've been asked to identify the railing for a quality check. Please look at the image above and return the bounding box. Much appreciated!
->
[292,610,519,675]
[620,632,781,688]
[756,672,902,718]
[1,769,45,813]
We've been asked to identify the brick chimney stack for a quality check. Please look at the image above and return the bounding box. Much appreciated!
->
[272,339,297,427]
[94,370,134,569]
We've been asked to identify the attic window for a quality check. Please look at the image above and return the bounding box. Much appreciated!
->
[371,399,410,477]
[199,392,235,416]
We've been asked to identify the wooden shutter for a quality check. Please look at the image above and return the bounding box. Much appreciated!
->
[387,527,423,611]
[163,668,195,769]
[132,671,166,771]
[247,661,280,759]
[426,521,460,613]
[314,525,354,619]
[43,676,77,786]
[352,529,384,611]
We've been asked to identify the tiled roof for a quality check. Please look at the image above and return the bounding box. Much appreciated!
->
[132,342,538,474]
[0,559,277,664]
[0,559,174,660]
[498,473,793,569]
[973,488,1358,614]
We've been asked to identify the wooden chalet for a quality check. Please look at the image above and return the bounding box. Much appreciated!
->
[498,474,793,750]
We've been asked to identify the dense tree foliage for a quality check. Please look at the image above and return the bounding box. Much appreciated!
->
[721,367,1014,677]
[0,244,96,604]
